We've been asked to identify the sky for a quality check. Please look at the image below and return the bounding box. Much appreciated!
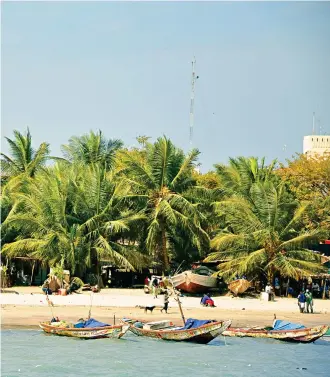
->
[2,1,330,171]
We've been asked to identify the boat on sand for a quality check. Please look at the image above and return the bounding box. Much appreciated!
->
[39,318,129,339]
[123,318,232,344]
[223,320,328,343]
[228,279,251,296]
[171,270,217,293]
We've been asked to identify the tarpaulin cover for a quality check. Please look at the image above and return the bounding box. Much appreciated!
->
[82,318,110,328]
[272,320,305,331]
[180,318,215,330]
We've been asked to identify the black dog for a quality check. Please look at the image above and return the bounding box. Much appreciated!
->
[136,305,156,314]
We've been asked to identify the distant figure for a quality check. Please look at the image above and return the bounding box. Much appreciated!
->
[312,282,320,298]
[274,277,280,296]
[144,276,150,286]
[297,291,306,313]
[305,289,313,313]
[265,283,273,301]
[152,276,159,298]
[42,280,52,295]
[235,273,240,281]
[161,289,169,313]
[201,293,216,307]
[287,286,294,298]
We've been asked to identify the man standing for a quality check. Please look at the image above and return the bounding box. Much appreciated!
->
[161,289,169,313]
[305,289,314,313]
[297,291,306,313]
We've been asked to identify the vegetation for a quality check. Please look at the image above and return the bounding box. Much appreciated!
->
[1,129,329,283]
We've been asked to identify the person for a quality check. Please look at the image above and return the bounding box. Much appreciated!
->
[144,276,150,286]
[161,289,169,313]
[200,293,216,307]
[305,289,313,313]
[297,291,306,313]
[265,283,273,301]
[41,280,52,295]
[274,277,280,296]
[312,282,320,298]
[152,276,159,298]
[287,286,294,298]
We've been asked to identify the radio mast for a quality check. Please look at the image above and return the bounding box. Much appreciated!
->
[189,57,198,147]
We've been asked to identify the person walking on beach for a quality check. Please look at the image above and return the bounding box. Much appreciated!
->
[152,276,159,298]
[305,289,314,313]
[297,291,306,313]
[161,289,169,313]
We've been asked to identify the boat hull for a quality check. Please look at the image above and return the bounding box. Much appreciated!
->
[223,325,328,343]
[39,322,129,339]
[171,270,217,293]
[228,279,251,295]
[129,320,231,344]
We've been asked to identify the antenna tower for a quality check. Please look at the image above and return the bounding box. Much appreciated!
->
[189,57,198,147]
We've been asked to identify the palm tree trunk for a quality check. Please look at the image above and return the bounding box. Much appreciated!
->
[161,225,169,272]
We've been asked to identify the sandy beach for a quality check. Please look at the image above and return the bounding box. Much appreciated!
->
[1,287,330,329]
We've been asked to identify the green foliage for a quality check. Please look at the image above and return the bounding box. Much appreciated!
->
[1,129,327,281]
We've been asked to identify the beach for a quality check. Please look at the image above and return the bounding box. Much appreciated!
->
[1,287,330,329]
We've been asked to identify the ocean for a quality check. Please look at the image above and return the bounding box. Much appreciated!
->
[1,330,328,377]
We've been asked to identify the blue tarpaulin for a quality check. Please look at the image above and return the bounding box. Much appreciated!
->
[74,318,110,328]
[272,320,306,331]
[180,318,215,330]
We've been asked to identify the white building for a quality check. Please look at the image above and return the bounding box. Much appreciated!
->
[303,135,330,157]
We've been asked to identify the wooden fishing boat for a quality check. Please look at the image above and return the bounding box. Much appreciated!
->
[171,270,217,293]
[228,279,251,295]
[126,319,232,344]
[223,324,329,343]
[39,321,130,339]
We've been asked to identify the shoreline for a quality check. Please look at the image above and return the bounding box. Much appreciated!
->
[1,287,330,329]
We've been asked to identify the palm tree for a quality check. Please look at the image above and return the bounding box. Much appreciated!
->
[1,128,50,179]
[206,182,325,282]
[61,130,123,171]
[119,136,209,271]
[1,162,148,273]
[215,157,278,198]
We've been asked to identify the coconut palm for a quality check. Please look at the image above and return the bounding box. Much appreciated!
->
[206,182,326,282]
[119,136,209,271]
[1,162,148,273]
[61,130,123,171]
[1,128,50,180]
[215,156,278,198]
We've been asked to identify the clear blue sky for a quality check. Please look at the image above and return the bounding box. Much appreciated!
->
[2,1,330,170]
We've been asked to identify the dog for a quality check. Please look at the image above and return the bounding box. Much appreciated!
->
[136,305,156,314]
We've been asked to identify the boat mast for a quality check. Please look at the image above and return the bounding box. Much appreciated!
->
[189,57,198,147]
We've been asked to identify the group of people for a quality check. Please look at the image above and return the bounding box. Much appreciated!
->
[297,290,314,313]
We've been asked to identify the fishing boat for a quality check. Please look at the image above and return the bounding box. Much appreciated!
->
[228,279,251,296]
[39,319,130,339]
[171,270,217,293]
[223,320,329,343]
[124,318,232,344]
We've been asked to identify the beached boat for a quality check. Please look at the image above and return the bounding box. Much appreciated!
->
[124,318,232,344]
[39,319,129,339]
[171,270,217,293]
[228,279,251,295]
[223,320,328,343]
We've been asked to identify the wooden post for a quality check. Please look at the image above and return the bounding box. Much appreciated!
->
[286,278,289,297]
[322,278,326,300]
[170,278,185,326]
[30,261,36,286]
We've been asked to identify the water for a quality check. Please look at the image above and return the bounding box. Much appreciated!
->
[1,330,328,377]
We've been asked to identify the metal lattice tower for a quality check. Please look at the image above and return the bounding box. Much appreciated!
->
[189,57,198,147]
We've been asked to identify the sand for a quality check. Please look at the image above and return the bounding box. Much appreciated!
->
[1,287,330,329]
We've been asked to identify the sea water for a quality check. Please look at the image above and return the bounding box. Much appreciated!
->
[1,330,328,377]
